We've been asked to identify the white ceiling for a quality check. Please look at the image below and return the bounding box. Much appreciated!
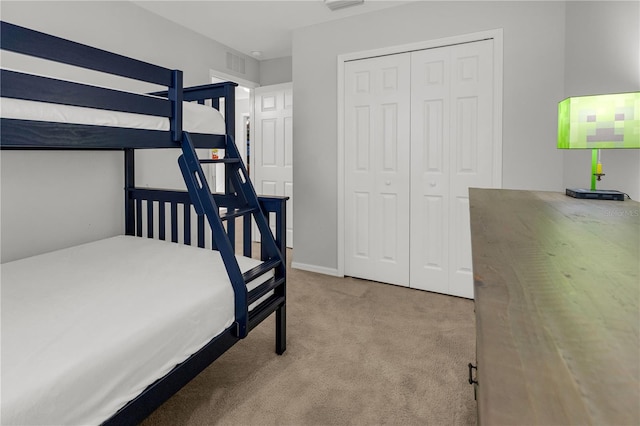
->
[132,0,412,60]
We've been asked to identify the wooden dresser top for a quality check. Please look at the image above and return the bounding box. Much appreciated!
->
[469,189,639,425]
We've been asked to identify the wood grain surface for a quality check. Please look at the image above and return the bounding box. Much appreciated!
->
[469,189,639,425]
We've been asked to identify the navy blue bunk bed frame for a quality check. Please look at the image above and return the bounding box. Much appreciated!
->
[0,21,287,425]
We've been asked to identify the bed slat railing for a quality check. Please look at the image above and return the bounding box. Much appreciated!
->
[171,203,179,243]
[135,199,143,238]
[126,188,287,260]
[158,203,166,241]
[0,69,171,117]
[0,120,227,150]
[1,21,172,86]
[197,215,206,248]
[183,204,192,246]
[146,201,154,238]
[1,21,188,150]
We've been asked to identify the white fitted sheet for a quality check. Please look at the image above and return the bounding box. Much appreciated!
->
[0,97,226,134]
[1,236,269,425]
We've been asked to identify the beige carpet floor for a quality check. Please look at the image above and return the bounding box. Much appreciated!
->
[142,249,477,426]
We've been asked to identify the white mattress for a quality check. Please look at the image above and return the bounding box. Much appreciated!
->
[1,236,270,425]
[0,97,226,134]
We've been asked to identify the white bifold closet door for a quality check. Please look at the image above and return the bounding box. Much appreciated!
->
[344,53,411,287]
[409,39,494,298]
[345,39,494,299]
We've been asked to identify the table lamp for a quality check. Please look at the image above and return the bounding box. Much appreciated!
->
[558,92,640,201]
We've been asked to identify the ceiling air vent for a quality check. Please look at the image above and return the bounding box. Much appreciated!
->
[324,0,364,11]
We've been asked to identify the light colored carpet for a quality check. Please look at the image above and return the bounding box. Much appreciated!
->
[142,249,477,426]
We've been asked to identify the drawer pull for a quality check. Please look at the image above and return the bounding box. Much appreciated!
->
[468,363,478,385]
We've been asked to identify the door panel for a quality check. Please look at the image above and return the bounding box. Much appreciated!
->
[411,39,493,298]
[261,119,277,166]
[253,83,293,247]
[355,192,370,257]
[410,46,451,292]
[345,53,411,287]
[448,40,494,298]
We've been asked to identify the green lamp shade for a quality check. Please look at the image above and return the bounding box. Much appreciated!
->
[558,92,640,149]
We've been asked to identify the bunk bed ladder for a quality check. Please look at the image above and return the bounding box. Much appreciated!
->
[178,132,285,340]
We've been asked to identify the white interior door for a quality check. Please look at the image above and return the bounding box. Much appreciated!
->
[344,53,411,287]
[410,39,494,298]
[253,83,293,248]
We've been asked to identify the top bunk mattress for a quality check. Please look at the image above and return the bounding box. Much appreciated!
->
[1,235,268,425]
[0,96,226,135]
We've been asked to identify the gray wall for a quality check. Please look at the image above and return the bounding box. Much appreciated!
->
[2,1,636,267]
[0,1,259,85]
[260,56,293,86]
[291,1,568,272]
[562,1,640,198]
[0,1,260,262]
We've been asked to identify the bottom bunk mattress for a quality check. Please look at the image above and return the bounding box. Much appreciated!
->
[1,235,269,425]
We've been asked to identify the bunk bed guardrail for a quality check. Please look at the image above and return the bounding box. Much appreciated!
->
[0,21,186,145]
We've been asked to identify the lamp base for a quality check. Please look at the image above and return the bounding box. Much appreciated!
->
[565,188,625,201]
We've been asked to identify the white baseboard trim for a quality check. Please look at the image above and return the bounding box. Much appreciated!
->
[291,261,342,277]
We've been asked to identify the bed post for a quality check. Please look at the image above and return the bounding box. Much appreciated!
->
[169,70,183,143]
[223,83,235,141]
[124,149,135,236]
[252,196,287,354]
[276,299,286,355]
[224,83,237,198]
[259,196,288,355]
[275,197,287,355]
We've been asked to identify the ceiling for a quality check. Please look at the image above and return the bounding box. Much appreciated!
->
[132,0,412,60]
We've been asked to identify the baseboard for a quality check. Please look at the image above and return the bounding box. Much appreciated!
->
[291,261,342,277]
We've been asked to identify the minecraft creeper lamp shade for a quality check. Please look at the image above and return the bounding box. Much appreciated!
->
[558,92,640,200]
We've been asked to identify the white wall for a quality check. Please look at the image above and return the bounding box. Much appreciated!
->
[0,1,260,262]
[291,1,567,272]
[563,1,640,199]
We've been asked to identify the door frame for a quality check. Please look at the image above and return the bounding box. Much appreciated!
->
[336,29,504,277]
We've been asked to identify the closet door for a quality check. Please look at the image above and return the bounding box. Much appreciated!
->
[410,40,494,298]
[344,53,411,287]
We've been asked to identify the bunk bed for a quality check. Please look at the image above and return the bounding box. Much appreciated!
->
[0,21,287,425]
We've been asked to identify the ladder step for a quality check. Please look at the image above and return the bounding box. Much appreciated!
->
[219,207,256,221]
[199,158,241,164]
[248,276,286,305]
[248,295,286,331]
[243,258,281,283]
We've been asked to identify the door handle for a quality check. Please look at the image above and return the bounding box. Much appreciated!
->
[468,363,478,385]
